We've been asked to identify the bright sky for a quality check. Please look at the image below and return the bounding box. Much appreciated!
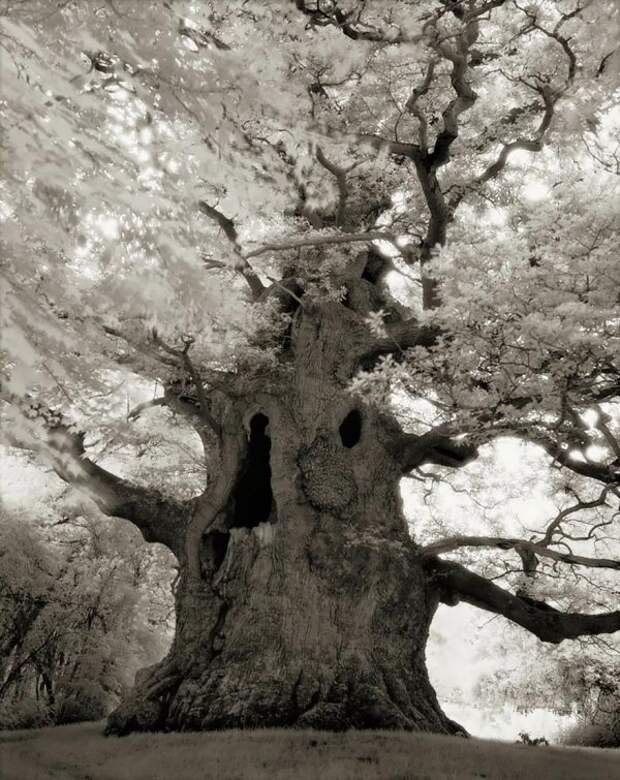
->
[428,604,577,741]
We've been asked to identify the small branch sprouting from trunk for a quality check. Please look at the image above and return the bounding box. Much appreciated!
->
[360,318,440,366]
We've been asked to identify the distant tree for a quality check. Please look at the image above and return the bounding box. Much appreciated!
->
[0,509,173,728]
[476,622,619,746]
[1,1,618,734]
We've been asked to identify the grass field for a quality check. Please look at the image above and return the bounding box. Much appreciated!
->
[0,721,618,780]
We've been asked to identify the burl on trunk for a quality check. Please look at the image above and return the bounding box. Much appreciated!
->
[106,293,461,735]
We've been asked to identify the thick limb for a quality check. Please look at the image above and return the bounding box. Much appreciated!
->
[389,427,478,472]
[426,557,620,644]
[45,424,186,554]
[1,388,186,555]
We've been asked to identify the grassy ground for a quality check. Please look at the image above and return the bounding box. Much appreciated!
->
[0,722,618,780]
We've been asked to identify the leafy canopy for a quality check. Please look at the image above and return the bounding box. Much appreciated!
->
[1,2,619,639]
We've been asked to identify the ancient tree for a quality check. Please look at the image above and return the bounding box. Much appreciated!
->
[1,0,619,734]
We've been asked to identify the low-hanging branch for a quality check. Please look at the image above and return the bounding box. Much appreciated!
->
[427,557,620,643]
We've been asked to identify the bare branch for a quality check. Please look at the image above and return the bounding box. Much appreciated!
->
[420,535,620,571]
[127,397,167,421]
[198,201,265,298]
[315,146,350,227]
[541,486,612,545]
[243,229,403,260]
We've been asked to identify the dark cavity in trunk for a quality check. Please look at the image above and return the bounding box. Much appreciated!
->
[339,409,362,448]
[230,413,274,528]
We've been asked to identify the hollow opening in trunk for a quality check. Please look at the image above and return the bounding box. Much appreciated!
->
[339,409,362,448]
[229,413,274,528]
[205,529,230,571]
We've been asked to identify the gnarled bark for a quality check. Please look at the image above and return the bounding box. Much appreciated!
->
[105,300,464,735]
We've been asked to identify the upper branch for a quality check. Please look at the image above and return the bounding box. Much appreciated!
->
[404,9,482,308]
[534,433,620,485]
[454,82,555,202]
[426,557,620,643]
[293,0,415,43]
[400,59,436,152]
[243,229,402,260]
[389,426,478,472]
[315,146,352,227]
[198,201,265,299]
[426,12,479,169]
[449,2,583,207]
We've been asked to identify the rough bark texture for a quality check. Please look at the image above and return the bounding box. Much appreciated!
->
[106,291,462,735]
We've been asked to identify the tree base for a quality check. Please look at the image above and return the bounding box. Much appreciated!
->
[105,654,465,737]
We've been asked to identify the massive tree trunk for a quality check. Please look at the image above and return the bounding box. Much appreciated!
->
[105,289,462,735]
[33,264,617,737]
